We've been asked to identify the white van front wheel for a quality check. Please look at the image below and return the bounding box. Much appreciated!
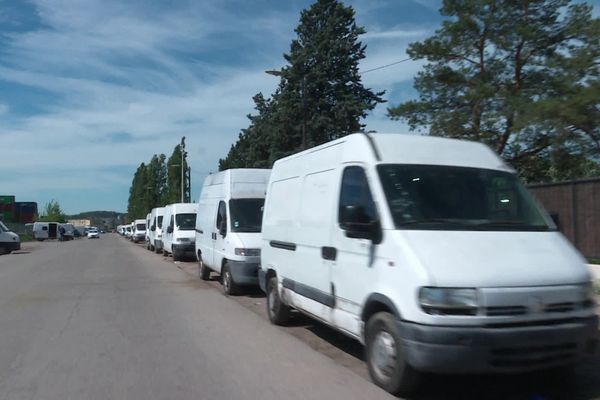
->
[222,264,239,296]
[198,258,210,281]
[366,312,421,395]
[266,276,290,325]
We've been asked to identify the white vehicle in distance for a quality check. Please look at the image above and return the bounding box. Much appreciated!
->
[0,220,20,255]
[145,212,152,249]
[125,225,132,238]
[161,203,197,261]
[131,219,146,243]
[148,207,165,253]
[195,169,270,295]
[32,221,60,241]
[259,133,597,395]
[87,227,99,239]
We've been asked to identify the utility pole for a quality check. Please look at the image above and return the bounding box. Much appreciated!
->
[180,136,186,203]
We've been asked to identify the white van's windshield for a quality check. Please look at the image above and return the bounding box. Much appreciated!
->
[136,223,146,231]
[377,164,553,231]
[175,213,196,231]
[0,221,7,232]
[229,199,264,233]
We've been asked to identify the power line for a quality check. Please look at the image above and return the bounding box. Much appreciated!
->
[361,57,412,74]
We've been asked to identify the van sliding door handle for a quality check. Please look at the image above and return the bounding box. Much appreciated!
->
[321,246,337,261]
[212,232,217,240]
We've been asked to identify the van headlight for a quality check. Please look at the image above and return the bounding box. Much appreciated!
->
[419,287,479,316]
[234,248,260,257]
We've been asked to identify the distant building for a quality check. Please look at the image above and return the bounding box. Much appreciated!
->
[68,219,92,227]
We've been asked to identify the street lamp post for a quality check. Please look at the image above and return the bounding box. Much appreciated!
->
[265,70,307,150]
[180,136,186,203]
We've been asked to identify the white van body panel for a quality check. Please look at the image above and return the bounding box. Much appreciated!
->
[261,133,596,374]
[195,169,270,285]
[162,203,197,255]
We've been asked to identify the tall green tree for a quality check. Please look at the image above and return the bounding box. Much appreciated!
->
[388,0,600,182]
[39,200,67,223]
[127,162,149,220]
[219,0,384,169]
[165,145,190,204]
[146,154,167,208]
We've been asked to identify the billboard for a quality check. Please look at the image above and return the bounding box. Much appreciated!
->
[0,195,15,222]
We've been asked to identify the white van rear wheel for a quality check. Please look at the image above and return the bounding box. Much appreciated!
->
[366,312,421,395]
[266,276,290,325]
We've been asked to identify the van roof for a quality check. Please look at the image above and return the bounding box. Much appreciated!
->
[274,133,512,172]
[201,168,271,199]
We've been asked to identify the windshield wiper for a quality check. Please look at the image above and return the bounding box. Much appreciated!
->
[474,220,550,231]
[399,218,470,226]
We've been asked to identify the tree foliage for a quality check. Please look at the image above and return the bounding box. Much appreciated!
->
[388,0,600,182]
[219,0,384,170]
[39,200,67,223]
[165,145,190,204]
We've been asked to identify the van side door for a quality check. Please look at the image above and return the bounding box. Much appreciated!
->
[331,166,381,323]
[213,200,228,272]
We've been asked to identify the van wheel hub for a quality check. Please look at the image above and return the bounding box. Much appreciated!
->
[372,331,397,379]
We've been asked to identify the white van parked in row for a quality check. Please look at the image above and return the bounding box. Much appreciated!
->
[0,220,20,254]
[162,203,197,261]
[145,212,152,248]
[148,207,165,253]
[33,222,59,241]
[195,169,270,295]
[131,220,146,243]
[259,133,597,394]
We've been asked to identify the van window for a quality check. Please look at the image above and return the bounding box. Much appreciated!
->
[175,213,196,230]
[338,166,378,228]
[136,223,145,231]
[169,215,174,229]
[229,199,264,233]
[377,164,552,231]
[216,201,227,231]
[157,216,163,227]
[0,221,7,232]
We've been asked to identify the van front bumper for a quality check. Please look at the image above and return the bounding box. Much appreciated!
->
[399,316,598,374]
[172,243,195,255]
[2,241,21,251]
[228,260,259,286]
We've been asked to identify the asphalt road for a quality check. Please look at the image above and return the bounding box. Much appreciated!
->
[0,235,598,400]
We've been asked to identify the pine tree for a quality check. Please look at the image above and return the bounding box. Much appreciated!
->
[219,0,384,168]
[146,154,167,208]
[127,163,149,220]
[388,0,600,182]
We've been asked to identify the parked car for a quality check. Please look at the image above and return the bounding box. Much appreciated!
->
[258,133,597,395]
[162,203,197,261]
[0,220,20,254]
[131,219,146,243]
[148,207,166,253]
[87,228,99,239]
[195,169,270,295]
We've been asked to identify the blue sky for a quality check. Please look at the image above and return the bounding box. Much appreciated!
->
[0,0,597,214]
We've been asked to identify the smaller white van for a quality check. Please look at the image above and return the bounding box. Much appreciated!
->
[0,220,20,255]
[33,222,60,241]
[195,169,270,295]
[162,203,197,261]
[148,207,166,253]
[131,219,146,243]
[259,133,597,395]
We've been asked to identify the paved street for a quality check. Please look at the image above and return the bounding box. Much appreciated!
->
[0,235,598,400]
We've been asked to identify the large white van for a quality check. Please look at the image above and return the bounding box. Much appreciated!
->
[131,219,146,243]
[148,207,166,253]
[195,169,270,295]
[0,220,20,254]
[161,203,197,261]
[259,133,597,394]
[33,222,59,241]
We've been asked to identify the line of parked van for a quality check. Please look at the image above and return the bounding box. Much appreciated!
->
[123,133,599,395]
[31,222,100,240]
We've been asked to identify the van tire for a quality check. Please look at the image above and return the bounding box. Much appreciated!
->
[173,250,181,262]
[266,276,290,325]
[222,264,239,295]
[162,249,168,256]
[198,259,210,280]
[365,312,421,395]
